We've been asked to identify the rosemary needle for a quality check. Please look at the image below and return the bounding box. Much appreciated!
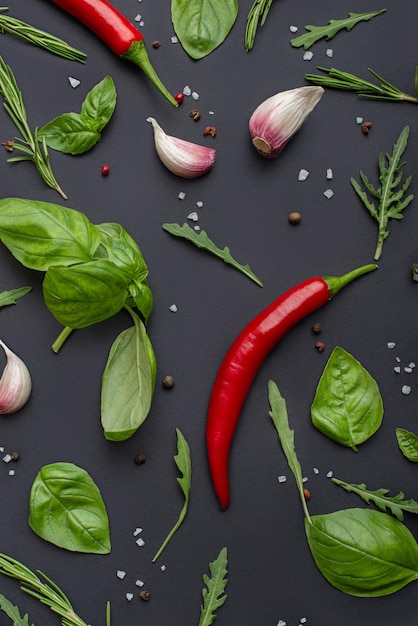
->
[245,0,276,52]
[0,56,67,199]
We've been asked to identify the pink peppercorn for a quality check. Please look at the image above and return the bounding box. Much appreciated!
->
[174,93,184,105]
[101,164,110,176]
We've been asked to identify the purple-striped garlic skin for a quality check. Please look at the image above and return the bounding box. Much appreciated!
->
[0,340,32,414]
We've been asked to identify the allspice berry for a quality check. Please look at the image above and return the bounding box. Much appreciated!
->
[288,211,302,224]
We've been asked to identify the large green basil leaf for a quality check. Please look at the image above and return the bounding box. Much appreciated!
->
[81,75,117,131]
[305,508,418,596]
[172,0,238,59]
[39,112,100,154]
[311,346,383,450]
[101,311,156,441]
[95,222,148,283]
[396,427,418,462]
[0,198,101,270]
[43,259,128,328]
[29,462,111,554]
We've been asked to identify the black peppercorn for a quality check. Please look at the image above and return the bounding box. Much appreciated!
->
[135,454,147,465]
[162,375,175,389]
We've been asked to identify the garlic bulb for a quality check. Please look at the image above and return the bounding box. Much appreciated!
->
[0,339,32,414]
[147,117,216,178]
[249,86,324,158]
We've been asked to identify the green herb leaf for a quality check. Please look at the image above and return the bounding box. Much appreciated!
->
[396,427,418,462]
[305,508,418,596]
[39,77,116,154]
[172,0,238,59]
[351,125,413,260]
[0,198,101,271]
[199,547,228,626]
[152,429,192,561]
[290,10,386,50]
[0,594,33,626]
[101,309,156,441]
[0,286,31,308]
[95,223,148,284]
[245,0,275,52]
[311,347,383,450]
[29,462,111,554]
[163,223,263,286]
[331,477,418,521]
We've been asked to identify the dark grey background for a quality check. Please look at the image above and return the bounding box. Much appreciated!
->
[0,1,417,624]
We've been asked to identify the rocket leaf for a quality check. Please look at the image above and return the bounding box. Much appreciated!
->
[162,223,263,286]
[199,547,228,626]
[0,595,33,626]
[0,286,31,308]
[290,9,386,50]
[332,477,418,521]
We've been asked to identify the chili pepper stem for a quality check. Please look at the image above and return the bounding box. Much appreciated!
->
[323,264,377,299]
[52,326,74,353]
[122,40,178,107]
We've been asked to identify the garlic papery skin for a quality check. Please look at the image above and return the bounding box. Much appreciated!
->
[147,117,216,178]
[249,86,324,158]
[0,340,32,414]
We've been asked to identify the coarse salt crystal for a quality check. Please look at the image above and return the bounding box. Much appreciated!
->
[134,14,141,21]
[405,366,413,373]
[8,469,15,476]
[135,579,145,587]
[326,168,333,180]
[126,593,134,601]
[277,475,287,483]
[68,77,80,88]
[326,48,333,57]
[133,528,143,536]
[160,565,166,571]
[300,619,307,625]
[196,200,204,208]
[209,110,215,115]
[298,169,309,181]
[323,189,334,199]
[178,191,186,200]
[183,85,191,96]
[409,362,416,368]
[191,91,200,100]
[395,356,401,362]
[194,225,201,231]
[136,537,145,547]
[277,620,287,626]
[313,467,320,474]
[394,366,401,373]
[0,447,4,452]
[303,51,313,61]
[326,470,333,478]
[387,342,396,348]
[171,35,178,43]
[402,385,411,395]
[187,212,199,221]
[302,476,308,483]
[356,116,363,124]
[116,570,126,579]
[3,454,12,463]
[169,304,178,312]
[289,25,298,32]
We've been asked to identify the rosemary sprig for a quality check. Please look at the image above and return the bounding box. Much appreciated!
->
[245,0,275,52]
[0,56,67,199]
[351,125,413,260]
[0,553,92,626]
[305,66,418,103]
[0,7,86,62]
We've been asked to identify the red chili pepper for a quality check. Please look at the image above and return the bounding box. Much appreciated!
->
[206,264,377,510]
[50,0,178,107]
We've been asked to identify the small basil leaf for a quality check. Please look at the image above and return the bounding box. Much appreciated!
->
[396,427,418,462]
[101,311,156,441]
[311,346,383,450]
[39,112,100,154]
[29,462,111,554]
[95,222,148,283]
[80,75,116,131]
[129,280,154,322]
[172,0,238,60]
[43,260,128,328]
[305,508,418,596]
[0,198,101,270]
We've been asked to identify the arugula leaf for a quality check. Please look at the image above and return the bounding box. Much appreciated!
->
[152,429,191,562]
[172,0,238,59]
[0,286,31,308]
[396,427,418,462]
[199,547,228,626]
[0,594,33,626]
[39,76,116,154]
[290,10,386,50]
[162,223,263,286]
[332,477,418,521]
[351,125,413,260]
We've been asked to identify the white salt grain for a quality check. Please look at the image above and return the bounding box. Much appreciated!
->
[0,447,4,453]
[404,366,413,373]
[196,200,204,208]
[409,362,416,368]
[187,212,199,221]
[298,169,309,181]
[326,168,333,180]
[356,116,364,124]
[8,469,15,476]
[136,537,145,547]
[402,385,411,395]
[289,25,298,32]
[192,91,200,100]
[2,454,11,463]
[300,619,307,625]
[134,14,141,21]
[135,579,145,587]
[160,565,166,571]
[126,593,134,601]
[394,366,401,373]
[277,475,287,483]
[68,77,80,88]
[178,191,186,200]
[169,304,178,312]
[395,356,401,362]
[313,467,320,474]
[323,188,334,199]
[326,48,333,57]
[171,36,178,44]
[116,570,126,579]
[277,620,287,626]
[387,341,396,348]
[194,225,201,231]
[183,85,191,96]
[303,51,313,61]
[302,476,308,483]
[133,528,143,536]
[326,470,333,478]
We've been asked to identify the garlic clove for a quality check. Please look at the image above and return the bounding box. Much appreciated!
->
[0,339,32,414]
[147,117,216,178]
[249,86,324,158]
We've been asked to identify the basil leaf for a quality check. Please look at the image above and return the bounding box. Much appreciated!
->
[95,222,148,283]
[38,112,100,154]
[29,462,111,554]
[396,427,418,462]
[101,310,156,441]
[43,259,128,328]
[305,508,418,596]
[0,198,101,270]
[80,76,116,131]
[172,0,238,59]
[311,346,383,450]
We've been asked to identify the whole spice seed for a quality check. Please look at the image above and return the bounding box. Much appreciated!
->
[288,211,302,224]
[174,93,184,104]
[152,40,160,48]
[203,126,217,137]
[134,453,147,465]
[101,164,110,176]
[190,109,201,120]
[312,322,322,334]
[139,590,150,601]
[315,341,326,352]
[362,121,372,135]
[303,487,311,500]
[162,375,175,389]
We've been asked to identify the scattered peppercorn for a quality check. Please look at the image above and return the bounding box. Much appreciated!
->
[361,121,372,135]
[162,375,175,389]
[288,211,302,224]
[315,341,326,353]
[190,109,201,121]
[174,93,184,105]
[139,590,151,601]
[303,488,311,501]
[312,322,322,334]
[203,126,217,137]
[134,453,147,465]
[101,164,110,176]
[10,452,20,462]
[152,40,160,48]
